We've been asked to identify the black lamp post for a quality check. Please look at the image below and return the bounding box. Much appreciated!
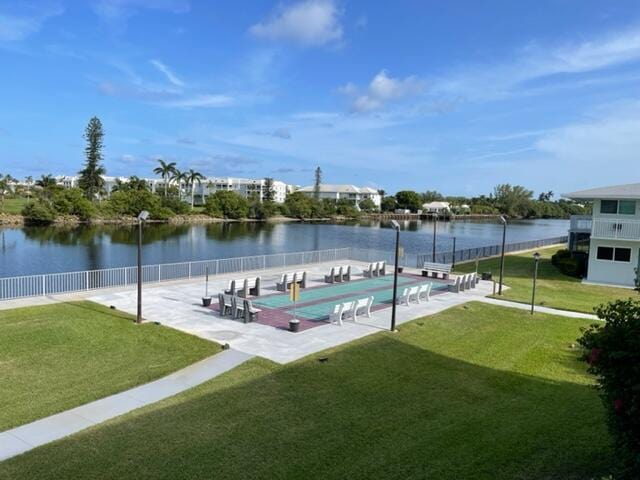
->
[390,220,401,332]
[432,213,437,262]
[136,210,150,324]
[451,236,457,268]
[531,252,540,314]
[498,215,507,295]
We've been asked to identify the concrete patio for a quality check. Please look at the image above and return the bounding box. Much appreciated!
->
[89,261,494,364]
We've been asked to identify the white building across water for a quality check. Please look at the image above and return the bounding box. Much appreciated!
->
[53,175,291,204]
[296,184,381,209]
[565,183,640,288]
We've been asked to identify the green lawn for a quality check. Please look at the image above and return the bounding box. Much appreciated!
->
[0,303,613,480]
[0,197,28,215]
[455,245,636,313]
[0,301,219,431]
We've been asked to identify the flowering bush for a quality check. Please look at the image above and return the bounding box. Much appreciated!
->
[578,299,640,479]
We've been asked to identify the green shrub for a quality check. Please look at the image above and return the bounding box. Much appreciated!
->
[52,188,96,220]
[160,196,191,215]
[551,249,585,277]
[22,201,56,224]
[106,190,169,220]
[578,299,640,479]
[204,191,248,219]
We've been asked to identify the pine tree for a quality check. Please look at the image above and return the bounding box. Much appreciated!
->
[79,117,106,200]
[263,177,275,202]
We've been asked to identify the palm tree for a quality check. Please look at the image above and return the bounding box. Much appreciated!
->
[36,174,56,189]
[170,169,188,200]
[186,169,204,208]
[153,159,177,196]
[25,176,33,199]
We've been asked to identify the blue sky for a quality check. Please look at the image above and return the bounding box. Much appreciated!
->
[1,0,640,196]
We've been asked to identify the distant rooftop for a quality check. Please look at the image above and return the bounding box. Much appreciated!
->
[563,183,640,200]
[297,184,378,194]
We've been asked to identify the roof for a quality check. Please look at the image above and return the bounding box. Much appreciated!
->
[422,201,451,209]
[563,183,640,200]
[297,184,377,194]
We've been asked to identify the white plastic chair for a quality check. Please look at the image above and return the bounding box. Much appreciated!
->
[418,283,432,302]
[329,303,344,326]
[408,286,420,304]
[397,287,410,305]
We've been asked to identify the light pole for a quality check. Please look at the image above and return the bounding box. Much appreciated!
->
[432,213,438,262]
[390,220,401,332]
[451,236,457,268]
[498,215,507,295]
[531,252,540,314]
[136,210,150,324]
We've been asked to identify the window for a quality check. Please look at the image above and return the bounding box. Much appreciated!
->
[614,248,632,262]
[597,246,632,262]
[600,200,618,214]
[597,246,614,260]
[619,200,636,215]
[600,199,637,215]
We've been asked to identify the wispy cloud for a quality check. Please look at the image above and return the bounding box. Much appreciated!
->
[160,94,234,108]
[0,3,63,43]
[249,0,343,46]
[149,59,185,87]
[434,25,640,101]
[339,70,426,113]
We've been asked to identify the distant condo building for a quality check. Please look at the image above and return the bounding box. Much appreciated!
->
[53,175,291,204]
[296,184,382,210]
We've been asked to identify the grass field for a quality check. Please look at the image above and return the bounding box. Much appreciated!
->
[0,301,219,431]
[0,302,613,480]
[455,245,636,313]
[0,197,28,215]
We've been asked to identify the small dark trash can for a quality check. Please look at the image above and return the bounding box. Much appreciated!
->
[202,297,212,307]
[481,272,492,281]
[289,319,300,332]
[397,267,404,274]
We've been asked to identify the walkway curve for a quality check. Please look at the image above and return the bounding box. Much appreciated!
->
[0,349,253,462]
[477,297,600,320]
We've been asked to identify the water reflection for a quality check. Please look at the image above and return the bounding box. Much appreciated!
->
[0,218,569,277]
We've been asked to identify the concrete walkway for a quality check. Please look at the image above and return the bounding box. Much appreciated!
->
[0,349,252,462]
[477,297,600,320]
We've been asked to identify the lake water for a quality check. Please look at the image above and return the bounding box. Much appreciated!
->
[0,219,568,278]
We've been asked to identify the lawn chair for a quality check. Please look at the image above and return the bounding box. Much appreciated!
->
[363,263,374,278]
[249,277,261,297]
[379,261,386,276]
[397,287,410,305]
[300,271,307,288]
[218,293,232,316]
[342,265,351,282]
[470,273,478,288]
[464,274,472,290]
[335,266,344,283]
[352,296,373,321]
[242,299,261,323]
[372,262,380,277]
[418,283,432,302]
[276,274,288,292]
[236,278,249,298]
[408,286,420,304]
[341,301,355,321]
[448,276,461,293]
[224,279,236,296]
[329,303,345,326]
[232,296,245,319]
[324,267,335,284]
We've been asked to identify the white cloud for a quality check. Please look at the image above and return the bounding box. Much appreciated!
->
[92,0,189,20]
[249,0,343,46]
[433,25,640,102]
[150,59,185,87]
[160,94,234,108]
[339,70,426,113]
[0,4,64,42]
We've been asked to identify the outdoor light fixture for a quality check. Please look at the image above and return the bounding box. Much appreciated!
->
[136,210,150,324]
[498,215,507,295]
[390,220,401,332]
[531,252,541,315]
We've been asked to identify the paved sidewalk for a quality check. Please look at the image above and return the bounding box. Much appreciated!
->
[477,297,600,320]
[0,349,252,462]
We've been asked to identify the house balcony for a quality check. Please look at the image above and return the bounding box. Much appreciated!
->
[569,215,592,233]
[591,218,640,241]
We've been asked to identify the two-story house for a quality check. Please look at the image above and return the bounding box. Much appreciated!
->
[565,183,640,288]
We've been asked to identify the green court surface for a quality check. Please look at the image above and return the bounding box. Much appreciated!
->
[255,275,416,309]
[291,281,449,320]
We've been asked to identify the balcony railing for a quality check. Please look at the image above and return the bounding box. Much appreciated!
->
[569,215,593,232]
[592,218,640,240]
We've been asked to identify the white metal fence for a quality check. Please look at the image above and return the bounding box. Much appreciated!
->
[0,236,568,301]
[0,248,351,301]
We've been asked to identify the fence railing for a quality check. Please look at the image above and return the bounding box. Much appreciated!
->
[416,236,568,267]
[592,218,640,241]
[0,236,568,301]
[0,248,351,301]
